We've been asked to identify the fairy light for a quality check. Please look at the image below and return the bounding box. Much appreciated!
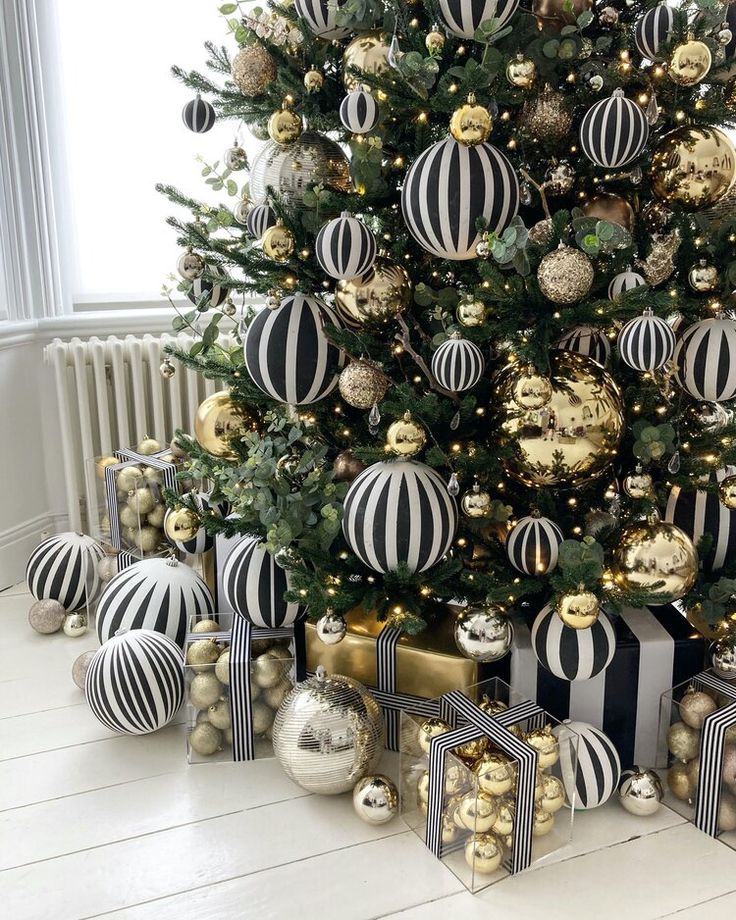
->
[573,526,582,535]
[675,110,686,122]
[417,111,429,124]
[568,497,577,507]
[449,83,459,94]
[393,155,404,167]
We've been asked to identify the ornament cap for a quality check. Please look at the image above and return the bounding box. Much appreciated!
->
[612,88,625,98]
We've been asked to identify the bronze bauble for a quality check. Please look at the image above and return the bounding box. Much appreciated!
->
[533,0,593,27]
[262,221,296,262]
[194,392,260,460]
[267,105,303,145]
[506,54,537,89]
[449,93,493,146]
[669,39,712,87]
[343,31,391,93]
[612,517,698,603]
[332,450,366,484]
[232,45,277,96]
[557,590,601,629]
[385,412,427,457]
[338,360,389,410]
[582,193,636,234]
[521,84,572,143]
[334,257,412,327]
[650,127,736,211]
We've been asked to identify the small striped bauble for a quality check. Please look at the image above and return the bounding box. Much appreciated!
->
[579,90,649,169]
[555,326,611,366]
[608,269,646,301]
[96,557,214,648]
[342,460,458,574]
[315,212,377,281]
[401,138,519,261]
[531,603,616,682]
[339,89,380,134]
[634,3,674,61]
[557,721,620,810]
[506,514,563,576]
[182,96,216,133]
[221,536,302,628]
[186,266,229,308]
[665,468,736,573]
[438,0,520,39]
[164,493,230,555]
[26,532,105,612]
[86,629,184,736]
[674,317,736,403]
[430,335,485,393]
[244,293,345,405]
[246,203,277,239]
[618,310,676,372]
[294,0,350,39]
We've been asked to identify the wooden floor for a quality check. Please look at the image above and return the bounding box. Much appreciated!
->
[3,585,736,919]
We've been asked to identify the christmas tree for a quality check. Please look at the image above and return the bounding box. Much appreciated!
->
[159,0,736,656]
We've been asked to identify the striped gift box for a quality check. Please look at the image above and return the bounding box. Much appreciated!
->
[104,448,178,553]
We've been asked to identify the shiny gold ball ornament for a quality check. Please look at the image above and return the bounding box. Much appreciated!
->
[425,28,445,55]
[650,127,736,211]
[688,260,719,293]
[540,774,566,814]
[303,68,324,93]
[454,605,513,663]
[495,353,625,489]
[338,360,388,410]
[680,687,717,730]
[385,411,427,457]
[524,725,560,769]
[511,366,553,410]
[461,482,492,519]
[720,475,736,510]
[163,506,199,545]
[506,53,537,89]
[464,833,503,875]
[533,0,592,27]
[456,298,487,328]
[668,761,695,801]
[556,590,601,629]
[267,103,303,146]
[669,38,712,87]
[231,45,277,97]
[474,752,515,796]
[343,31,391,93]
[262,220,296,262]
[417,717,451,754]
[667,720,701,763]
[623,467,654,500]
[612,514,698,604]
[521,84,573,143]
[455,791,498,832]
[63,612,88,638]
[449,93,492,147]
[455,736,490,761]
[537,246,594,305]
[533,807,555,837]
[334,257,411,327]
[352,774,398,825]
[194,391,260,460]
[581,194,636,235]
[177,250,205,281]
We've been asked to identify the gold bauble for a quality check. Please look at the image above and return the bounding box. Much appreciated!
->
[445,760,471,797]
[511,366,553,410]
[528,218,555,246]
[533,807,555,837]
[688,261,719,293]
[267,105,303,145]
[385,411,427,457]
[533,0,593,27]
[524,725,560,769]
[303,68,324,92]
[449,93,492,147]
[232,45,277,97]
[96,456,118,480]
[623,468,654,500]
[495,353,625,488]
[333,449,366,483]
[334,257,412,327]
[454,736,489,761]
[720,475,736,510]
[164,506,199,544]
[642,200,674,233]
[667,720,701,763]
[537,246,594,304]
[464,833,503,875]
[461,483,493,519]
[540,774,566,814]
[456,298,487,328]
[455,791,498,832]
[473,752,515,796]
[262,221,296,262]
[417,717,451,754]
[581,193,636,234]
[506,54,537,89]
[556,590,601,629]
[194,391,260,460]
[668,761,694,801]
[650,127,736,211]
[343,31,391,93]
[338,360,388,410]
[613,517,698,604]
[680,687,718,730]
[669,39,712,87]
[186,638,221,672]
[425,29,445,55]
[492,800,515,837]
[521,84,573,143]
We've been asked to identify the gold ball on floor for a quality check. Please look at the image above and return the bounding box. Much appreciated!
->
[192,618,221,634]
[28,599,66,634]
[352,774,398,825]
[252,651,287,688]
[63,613,88,638]
[533,807,555,837]
[72,650,97,689]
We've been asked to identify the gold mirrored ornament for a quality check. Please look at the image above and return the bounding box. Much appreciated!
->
[524,725,560,769]
[303,68,324,92]
[449,93,493,146]
[343,31,391,93]
[334,257,412,327]
[669,38,712,87]
[385,411,427,457]
[464,832,503,874]
[232,45,277,96]
[506,54,537,89]
[455,791,498,832]
[194,391,260,460]
[417,717,451,754]
[556,589,601,629]
[537,246,594,304]
[650,127,736,211]
[492,800,515,836]
[268,104,303,145]
[164,506,200,544]
[352,774,398,825]
[262,220,296,262]
[612,515,698,603]
[178,250,205,281]
[456,298,487,327]
[720,475,736,510]
[454,735,489,761]
[688,260,719,293]
[540,774,566,814]
[461,482,492,518]
[533,806,555,837]
[473,752,515,796]
[338,360,389,410]
[521,84,572,143]
[623,467,654,500]
[581,193,635,234]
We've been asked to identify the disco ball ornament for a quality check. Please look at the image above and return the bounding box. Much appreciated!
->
[272,667,384,794]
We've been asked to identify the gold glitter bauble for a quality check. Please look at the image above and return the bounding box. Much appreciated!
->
[506,54,537,89]
[268,105,303,145]
[725,77,736,111]
[464,833,503,875]
[343,31,391,93]
[338,360,388,410]
[521,84,572,143]
[194,392,260,460]
[425,29,445,54]
[668,761,694,800]
[639,231,681,286]
[557,590,601,629]
[533,0,592,27]
[495,352,624,488]
[720,475,736,510]
[528,218,555,246]
[449,93,492,146]
[669,39,712,87]
[667,720,701,762]
[537,246,594,304]
[385,411,427,457]
[164,506,199,544]
[688,261,719,293]
[334,257,412,327]
[303,68,324,92]
[650,127,736,211]
[231,46,277,96]
[680,687,718,730]
[581,193,636,234]
[262,221,296,262]
[613,517,698,603]
[461,483,493,518]
[456,298,487,327]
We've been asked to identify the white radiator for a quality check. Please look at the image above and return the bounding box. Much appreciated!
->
[44,333,235,531]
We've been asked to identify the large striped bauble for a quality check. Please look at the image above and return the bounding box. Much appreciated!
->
[246,203,277,239]
[85,629,184,736]
[665,468,736,573]
[221,536,302,628]
[186,266,228,308]
[294,0,350,39]
[506,515,563,576]
[430,336,485,393]
[401,138,519,261]
[315,212,377,280]
[608,269,646,301]
[579,90,649,169]
[244,294,345,405]
[674,317,736,403]
[164,493,230,555]
[531,604,616,682]
[556,721,620,810]
[339,89,379,134]
[618,310,676,372]
[182,96,215,133]
[26,532,105,612]
[438,0,520,39]
[634,3,674,61]
[342,460,458,574]
[555,326,611,366]
[96,557,214,648]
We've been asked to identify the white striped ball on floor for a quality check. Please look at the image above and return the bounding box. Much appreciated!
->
[294,0,350,39]
[674,316,736,403]
[555,720,621,810]
[339,89,379,134]
[245,203,277,239]
[430,335,485,393]
[665,467,736,573]
[315,212,377,280]
[618,310,676,372]
[506,514,563,576]
[85,629,184,735]
[555,326,610,366]
[438,0,520,39]
[182,96,215,133]
[222,536,302,628]
[26,532,105,612]
[531,603,616,681]
[634,2,674,61]
[608,269,646,301]
[186,265,229,309]
[579,90,649,169]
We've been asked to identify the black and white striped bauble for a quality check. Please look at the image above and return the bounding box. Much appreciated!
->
[164,493,230,555]
[665,468,736,573]
[186,266,228,308]
[244,294,345,404]
[246,204,277,239]
[724,2,736,64]
[555,326,611,366]
[96,557,214,648]
[86,629,184,736]
[437,0,520,39]
[618,310,676,372]
[634,3,674,61]
[674,317,736,403]
[182,96,216,133]
[531,604,616,682]
[339,89,380,134]
[401,138,519,261]
[26,532,105,611]
[579,90,649,169]
[221,536,302,628]
[342,460,458,574]
[557,721,621,810]
[506,515,563,576]
[430,336,485,393]
[294,0,350,39]
[315,212,377,280]
[608,269,646,301]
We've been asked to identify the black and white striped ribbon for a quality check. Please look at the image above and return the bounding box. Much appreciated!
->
[376,627,401,750]
[117,550,137,571]
[693,671,736,836]
[115,448,178,492]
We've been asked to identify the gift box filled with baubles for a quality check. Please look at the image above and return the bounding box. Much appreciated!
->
[400,677,578,893]
[184,613,303,763]
[658,669,736,846]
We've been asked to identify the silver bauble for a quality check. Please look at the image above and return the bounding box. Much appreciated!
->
[316,610,348,645]
[63,612,88,638]
[272,667,384,794]
[72,650,97,689]
[96,555,118,583]
[618,767,664,817]
[28,599,66,634]
[352,774,398,825]
[713,638,736,680]
[454,605,513,662]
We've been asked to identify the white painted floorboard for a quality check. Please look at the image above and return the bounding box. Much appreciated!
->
[3,587,736,920]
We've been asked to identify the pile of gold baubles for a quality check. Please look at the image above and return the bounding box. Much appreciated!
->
[414,708,566,876]
[193,391,261,461]
[334,257,412,327]
[650,127,736,211]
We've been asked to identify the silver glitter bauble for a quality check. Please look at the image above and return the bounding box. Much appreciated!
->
[28,599,66,634]
[454,605,513,662]
[316,610,348,645]
[618,767,664,817]
[352,774,398,825]
[72,650,97,689]
[273,667,384,794]
[63,612,88,638]
[712,638,736,680]
[96,555,118,583]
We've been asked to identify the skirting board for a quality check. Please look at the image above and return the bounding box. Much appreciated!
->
[0,512,68,591]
